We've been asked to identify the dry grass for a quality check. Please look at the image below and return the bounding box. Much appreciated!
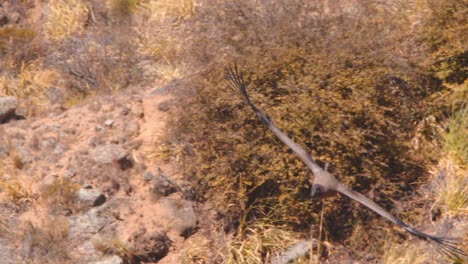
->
[0,179,34,208]
[0,140,35,210]
[434,159,468,215]
[93,237,136,263]
[20,217,71,263]
[216,223,311,264]
[139,0,195,21]
[382,91,467,263]
[382,242,427,264]
[43,0,88,42]
[0,62,61,115]
[108,0,139,18]
[435,102,468,215]
[40,177,80,213]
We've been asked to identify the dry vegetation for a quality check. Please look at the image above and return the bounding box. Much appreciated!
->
[0,0,466,263]
[161,0,467,262]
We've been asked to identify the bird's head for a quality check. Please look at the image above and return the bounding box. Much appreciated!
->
[310,184,336,199]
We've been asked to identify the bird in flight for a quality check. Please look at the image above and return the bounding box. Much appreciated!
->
[225,64,466,261]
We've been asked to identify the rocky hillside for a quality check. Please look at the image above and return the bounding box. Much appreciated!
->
[0,81,215,263]
[0,0,466,263]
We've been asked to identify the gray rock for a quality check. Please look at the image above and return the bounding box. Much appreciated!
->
[160,198,197,237]
[129,231,171,262]
[16,146,33,165]
[53,143,68,155]
[0,96,18,123]
[42,174,59,187]
[124,120,140,137]
[104,119,114,127]
[131,103,144,118]
[91,255,123,264]
[90,145,127,164]
[150,79,181,95]
[143,171,153,182]
[157,100,171,112]
[46,87,65,105]
[0,238,17,264]
[68,202,117,240]
[39,137,57,150]
[271,240,319,264]
[78,185,106,207]
[150,168,177,200]
[64,169,76,179]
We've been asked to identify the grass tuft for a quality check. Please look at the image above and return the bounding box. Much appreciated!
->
[218,223,311,264]
[44,0,88,42]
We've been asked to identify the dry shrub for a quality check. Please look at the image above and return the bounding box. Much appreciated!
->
[20,217,71,263]
[43,0,88,42]
[163,0,467,260]
[0,62,62,115]
[0,26,36,68]
[41,178,80,213]
[0,179,34,210]
[109,0,139,18]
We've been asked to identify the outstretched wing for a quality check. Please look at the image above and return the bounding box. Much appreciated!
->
[337,184,466,261]
[225,64,467,261]
[225,64,322,175]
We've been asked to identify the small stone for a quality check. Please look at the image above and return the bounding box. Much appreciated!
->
[42,174,59,187]
[95,125,104,132]
[64,169,76,179]
[78,186,106,207]
[91,255,123,264]
[104,119,114,127]
[121,107,130,116]
[90,145,127,164]
[143,171,153,182]
[129,231,171,262]
[157,101,171,112]
[0,96,18,123]
[131,103,144,118]
[124,120,140,137]
[150,168,177,200]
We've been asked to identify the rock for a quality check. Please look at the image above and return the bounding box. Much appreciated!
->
[78,185,106,207]
[123,120,140,137]
[131,103,144,118]
[90,145,127,164]
[104,119,114,127]
[39,137,57,150]
[160,198,197,238]
[91,255,123,264]
[64,169,76,179]
[0,238,16,264]
[129,231,171,262]
[0,96,18,123]
[150,168,177,200]
[53,143,68,155]
[46,87,65,105]
[16,146,33,165]
[157,100,171,112]
[68,200,120,240]
[143,171,153,182]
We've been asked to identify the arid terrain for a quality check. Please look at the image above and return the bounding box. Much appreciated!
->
[0,0,466,263]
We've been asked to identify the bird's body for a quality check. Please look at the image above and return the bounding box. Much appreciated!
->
[225,64,466,261]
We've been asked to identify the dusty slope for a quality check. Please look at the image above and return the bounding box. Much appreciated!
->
[0,83,213,263]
